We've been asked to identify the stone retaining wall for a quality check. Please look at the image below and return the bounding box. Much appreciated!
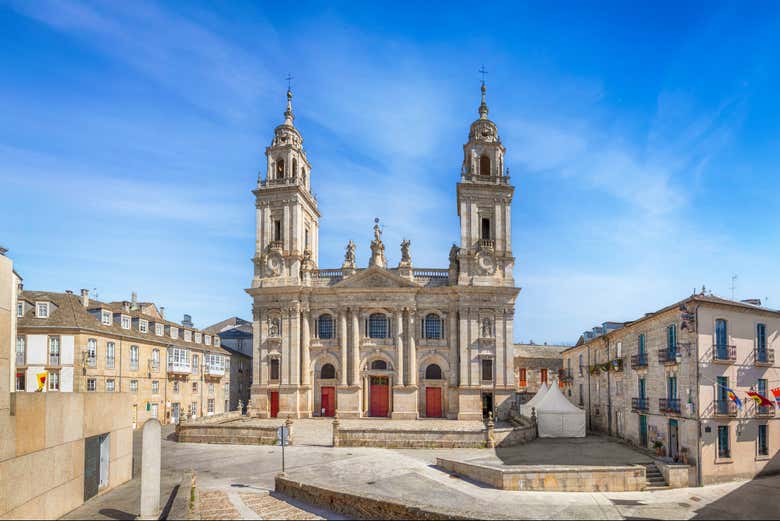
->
[654,459,694,488]
[436,458,647,492]
[276,474,476,520]
[176,418,283,445]
[336,427,488,448]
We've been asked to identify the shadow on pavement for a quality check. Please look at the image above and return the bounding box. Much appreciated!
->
[97,508,136,520]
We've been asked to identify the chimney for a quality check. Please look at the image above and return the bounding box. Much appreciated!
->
[80,289,89,308]
[0,246,7,256]
[183,314,193,328]
[122,301,131,313]
[131,291,138,310]
[741,299,762,306]
[160,306,165,319]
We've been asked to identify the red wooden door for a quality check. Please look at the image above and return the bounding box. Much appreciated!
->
[426,387,442,418]
[369,377,389,417]
[321,386,335,417]
[270,391,279,418]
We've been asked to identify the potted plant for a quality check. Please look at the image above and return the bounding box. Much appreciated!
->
[653,440,665,457]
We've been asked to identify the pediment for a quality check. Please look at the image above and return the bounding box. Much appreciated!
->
[333,267,418,289]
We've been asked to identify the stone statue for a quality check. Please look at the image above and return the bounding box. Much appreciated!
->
[369,219,387,269]
[399,239,411,266]
[482,318,492,338]
[448,244,459,266]
[344,240,356,266]
[300,248,313,272]
[268,317,281,337]
[373,221,382,242]
[470,148,477,175]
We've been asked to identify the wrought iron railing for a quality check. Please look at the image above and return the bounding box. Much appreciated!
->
[630,353,648,369]
[659,398,681,414]
[755,348,774,366]
[714,399,737,417]
[631,397,649,411]
[658,348,679,364]
[713,345,736,362]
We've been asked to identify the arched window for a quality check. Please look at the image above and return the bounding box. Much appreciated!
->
[481,218,491,240]
[480,154,491,176]
[318,314,334,339]
[368,313,389,339]
[320,363,336,379]
[424,314,442,339]
[371,360,387,370]
[276,159,285,179]
[425,364,442,380]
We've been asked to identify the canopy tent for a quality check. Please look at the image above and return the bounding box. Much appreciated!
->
[534,381,586,438]
[519,382,549,418]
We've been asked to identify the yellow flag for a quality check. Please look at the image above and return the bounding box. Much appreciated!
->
[37,372,47,392]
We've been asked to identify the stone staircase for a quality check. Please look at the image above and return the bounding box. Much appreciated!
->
[644,462,669,490]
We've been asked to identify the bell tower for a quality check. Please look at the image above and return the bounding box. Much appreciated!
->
[252,87,320,287]
[456,82,515,287]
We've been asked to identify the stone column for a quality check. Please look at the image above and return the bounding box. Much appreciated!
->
[301,309,310,385]
[459,308,470,386]
[351,309,360,385]
[395,311,404,386]
[140,419,161,519]
[408,311,417,386]
[253,308,263,386]
[448,305,459,386]
[339,310,348,386]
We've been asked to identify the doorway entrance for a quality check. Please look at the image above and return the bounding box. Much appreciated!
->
[84,433,110,501]
[171,403,180,424]
[481,392,494,419]
[321,386,336,417]
[639,415,648,448]
[669,419,679,460]
[425,387,443,418]
[369,376,389,417]
[270,391,279,418]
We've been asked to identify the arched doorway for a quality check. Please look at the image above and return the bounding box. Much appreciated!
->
[424,364,444,418]
[368,359,390,417]
[320,363,336,417]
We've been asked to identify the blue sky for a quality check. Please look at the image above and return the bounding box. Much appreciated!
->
[1,1,779,343]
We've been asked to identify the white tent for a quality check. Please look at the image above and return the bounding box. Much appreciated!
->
[534,381,586,438]
[519,382,549,418]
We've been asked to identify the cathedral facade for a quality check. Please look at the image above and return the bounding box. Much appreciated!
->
[246,84,519,420]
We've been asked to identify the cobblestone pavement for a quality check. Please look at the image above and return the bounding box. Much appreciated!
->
[198,490,325,520]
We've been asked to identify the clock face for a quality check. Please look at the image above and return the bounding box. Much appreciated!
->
[477,252,496,275]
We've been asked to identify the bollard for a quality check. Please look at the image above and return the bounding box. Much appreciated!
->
[486,411,495,449]
[285,415,294,446]
[332,416,340,448]
[140,419,161,520]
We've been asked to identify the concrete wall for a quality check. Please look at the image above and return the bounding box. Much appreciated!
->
[0,392,133,519]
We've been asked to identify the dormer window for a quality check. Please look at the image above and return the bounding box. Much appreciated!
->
[195,332,202,344]
[101,310,112,326]
[139,319,148,333]
[214,337,220,347]
[17,302,23,317]
[36,302,50,318]
[155,323,163,336]
[121,315,131,330]
[184,330,192,342]
[205,335,211,346]
[170,327,178,340]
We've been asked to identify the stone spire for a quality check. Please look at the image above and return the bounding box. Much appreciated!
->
[478,82,489,120]
[283,88,295,126]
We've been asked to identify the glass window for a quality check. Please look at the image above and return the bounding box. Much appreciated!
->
[715,319,728,347]
[36,302,49,318]
[106,342,115,369]
[481,359,493,381]
[173,381,179,393]
[155,323,163,336]
[86,338,97,366]
[318,314,335,339]
[121,315,130,329]
[152,381,159,394]
[758,424,769,456]
[130,345,139,370]
[368,313,389,339]
[170,327,178,339]
[424,314,443,339]
[718,425,730,458]
[15,336,25,366]
[195,332,202,343]
[130,380,138,392]
[184,330,192,342]
[638,333,646,354]
[205,335,211,345]
[616,342,622,358]
[668,376,678,399]
[16,372,26,391]
[139,320,148,333]
[518,368,527,387]
[192,354,199,374]
[370,360,387,370]
[151,349,160,370]
[106,379,115,392]
[208,399,215,414]
[757,323,767,351]
[578,354,583,376]
[667,324,677,351]
[270,358,280,380]
[192,382,198,392]
[87,378,96,392]
[321,363,336,379]
[48,336,60,365]
[48,371,60,391]
[101,310,112,325]
[16,302,23,317]
[425,364,442,380]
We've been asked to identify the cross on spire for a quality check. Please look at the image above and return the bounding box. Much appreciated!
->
[479,65,488,86]
[286,73,294,91]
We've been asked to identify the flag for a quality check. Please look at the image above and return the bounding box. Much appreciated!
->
[725,387,742,409]
[746,391,773,408]
[36,371,47,392]
[771,388,780,408]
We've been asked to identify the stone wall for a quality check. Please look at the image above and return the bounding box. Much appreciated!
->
[335,426,487,448]
[436,458,647,492]
[0,392,133,519]
[276,474,471,520]
[176,417,284,445]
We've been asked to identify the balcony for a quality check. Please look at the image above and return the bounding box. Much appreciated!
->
[479,239,495,250]
[658,348,680,365]
[630,353,648,369]
[631,397,649,412]
[659,398,681,414]
[168,361,191,375]
[712,345,736,363]
[756,405,776,418]
[755,349,775,366]
[461,174,511,185]
[269,240,284,250]
[713,399,738,417]
[204,365,225,377]
[48,355,60,367]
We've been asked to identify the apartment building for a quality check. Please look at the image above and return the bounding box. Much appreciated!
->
[562,291,780,485]
[204,316,253,412]
[15,289,233,427]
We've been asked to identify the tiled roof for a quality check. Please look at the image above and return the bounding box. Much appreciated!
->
[203,316,252,334]
[514,343,568,359]
[18,290,231,356]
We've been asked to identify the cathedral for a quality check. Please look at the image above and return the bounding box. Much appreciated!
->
[246,83,519,420]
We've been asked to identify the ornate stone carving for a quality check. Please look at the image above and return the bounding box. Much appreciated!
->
[369,219,387,269]
[268,317,281,337]
[476,250,496,275]
[265,252,283,277]
[342,240,356,270]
